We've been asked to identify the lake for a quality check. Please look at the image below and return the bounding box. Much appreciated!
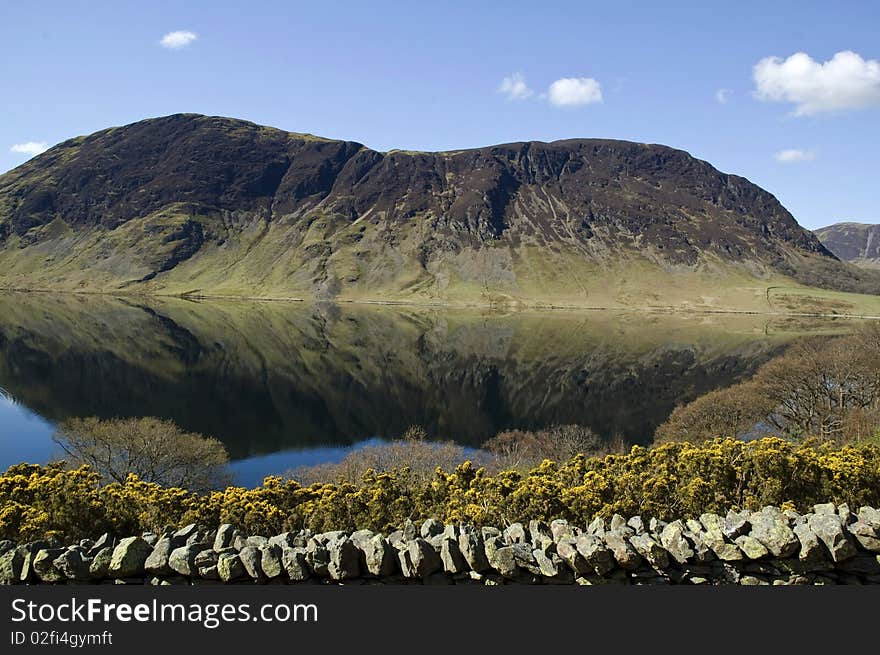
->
[0,292,859,485]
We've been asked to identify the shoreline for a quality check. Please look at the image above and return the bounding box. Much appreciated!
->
[2,285,880,320]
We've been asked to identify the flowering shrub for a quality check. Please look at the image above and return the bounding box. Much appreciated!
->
[1,438,879,542]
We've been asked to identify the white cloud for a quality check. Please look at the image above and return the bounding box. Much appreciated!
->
[715,88,731,104]
[754,50,880,115]
[498,73,533,100]
[10,142,49,157]
[547,77,603,107]
[775,149,816,163]
[160,30,198,49]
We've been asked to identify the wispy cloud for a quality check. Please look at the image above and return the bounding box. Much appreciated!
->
[498,73,533,100]
[160,30,198,49]
[775,149,816,163]
[547,77,603,107]
[10,142,49,157]
[754,50,880,115]
[715,88,731,104]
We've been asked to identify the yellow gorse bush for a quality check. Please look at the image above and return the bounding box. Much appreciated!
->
[1,438,879,542]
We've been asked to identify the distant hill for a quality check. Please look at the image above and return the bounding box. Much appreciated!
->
[2,113,879,311]
[814,222,880,270]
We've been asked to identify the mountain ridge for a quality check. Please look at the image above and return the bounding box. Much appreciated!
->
[814,222,880,270]
[2,113,879,312]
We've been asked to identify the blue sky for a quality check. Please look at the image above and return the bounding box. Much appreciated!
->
[2,0,878,229]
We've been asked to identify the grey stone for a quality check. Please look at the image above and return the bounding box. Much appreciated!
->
[529,520,553,549]
[813,503,836,516]
[586,517,605,537]
[627,516,646,535]
[550,519,575,542]
[739,575,770,586]
[749,513,799,558]
[440,538,468,574]
[168,544,208,577]
[556,537,591,575]
[808,514,858,562]
[705,537,743,562]
[397,548,415,578]
[847,521,880,553]
[722,511,751,539]
[387,530,405,550]
[246,535,268,548]
[487,545,518,578]
[89,547,113,579]
[194,549,218,573]
[142,532,158,546]
[533,549,559,577]
[406,539,442,578]
[682,528,715,563]
[458,526,490,573]
[360,535,396,577]
[87,533,113,558]
[629,534,669,569]
[402,521,418,541]
[699,513,725,535]
[509,543,540,575]
[0,546,25,584]
[735,535,769,560]
[213,524,235,551]
[604,531,642,570]
[305,540,330,577]
[328,538,361,580]
[54,548,90,581]
[198,564,219,580]
[171,524,198,547]
[217,553,245,582]
[858,506,880,529]
[144,538,174,576]
[503,522,528,545]
[575,533,615,575]
[239,545,264,579]
[793,523,825,562]
[281,547,310,582]
[108,537,152,578]
[659,521,695,564]
[33,548,66,582]
[260,544,284,579]
[481,526,502,541]
[648,517,667,534]
[610,514,630,534]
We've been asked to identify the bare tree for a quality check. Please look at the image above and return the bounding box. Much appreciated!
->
[656,325,880,445]
[54,417,231,491]
[654,382,775,444]
[482,424,623,469]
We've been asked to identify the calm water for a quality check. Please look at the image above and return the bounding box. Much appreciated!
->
[0,292,857,485]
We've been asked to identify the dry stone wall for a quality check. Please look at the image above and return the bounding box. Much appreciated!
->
[2,504,879,586]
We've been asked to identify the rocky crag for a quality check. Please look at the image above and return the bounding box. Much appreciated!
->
[3,504,879,586]
[815,222,880,270]
[2,114,879,310]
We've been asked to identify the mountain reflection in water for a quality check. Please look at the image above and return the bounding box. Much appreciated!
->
[0,292,858,480]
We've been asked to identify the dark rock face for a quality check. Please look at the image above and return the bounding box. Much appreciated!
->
[1,113,876,299]
[815,222,880,268]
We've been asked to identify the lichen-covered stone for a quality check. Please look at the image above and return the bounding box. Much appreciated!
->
[109,537,152,578]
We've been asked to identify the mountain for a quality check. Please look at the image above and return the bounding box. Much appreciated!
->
[1,113,879,311]
[814,222,880,270]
